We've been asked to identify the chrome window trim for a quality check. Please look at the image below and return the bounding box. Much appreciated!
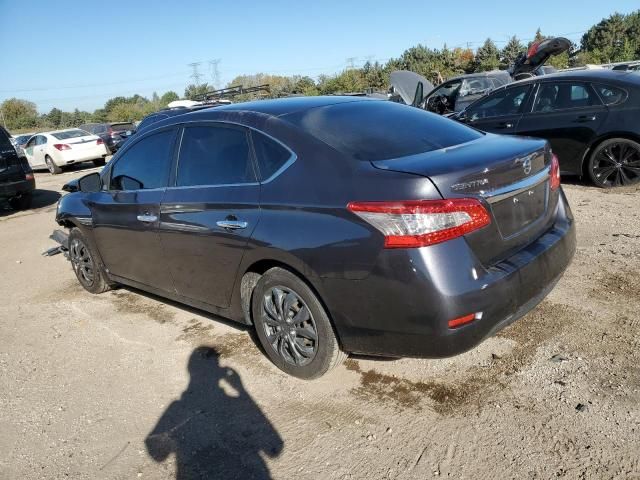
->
[482,167,550,204]
[164,119,297,189]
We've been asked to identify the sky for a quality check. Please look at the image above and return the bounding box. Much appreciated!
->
[1,0,638,113]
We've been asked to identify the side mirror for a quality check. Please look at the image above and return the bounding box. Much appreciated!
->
[62,178,79,193]
[78,172,102,193]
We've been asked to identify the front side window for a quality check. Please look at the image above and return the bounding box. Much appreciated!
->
[533,82,597,113]
[176,125,254,187]
[251,131,292,180]
[110,129,175,191]
[467,84,531,121]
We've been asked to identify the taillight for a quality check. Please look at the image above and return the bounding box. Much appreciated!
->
[96,138,104,145]
[347,198,491,248]
[53,143,71,151]
[448,312,482,329]
[550,153,561,190]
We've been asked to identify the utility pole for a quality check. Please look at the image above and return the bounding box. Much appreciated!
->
[188,62,204,86]
[208,59,221,89]
[345,57,357,70]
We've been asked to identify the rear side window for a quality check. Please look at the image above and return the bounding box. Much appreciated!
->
[176,126,254,187]
[285,100,482,161]
[533,82,596,112]
[594,84,626,105]
[110,129,175,191]
[251,131,292,180]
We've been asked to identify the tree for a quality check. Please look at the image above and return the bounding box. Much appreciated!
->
[474,39,500,72]
[184,83,211,100]
[501,36,525,68]
[160,91,180,106]
[46,108,63,129]
[581,12,640,63]
[0,98,38,131]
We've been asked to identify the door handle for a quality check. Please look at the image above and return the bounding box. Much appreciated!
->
[137,214,158,223]
[496,122,514,129]
[216,220,248,230]
[575,115,596,123]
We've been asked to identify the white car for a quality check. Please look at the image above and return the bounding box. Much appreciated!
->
[24,129,109,174]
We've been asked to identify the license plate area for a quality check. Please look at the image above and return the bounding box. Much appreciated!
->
[491,181,548,238]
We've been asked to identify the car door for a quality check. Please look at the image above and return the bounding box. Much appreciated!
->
[463,83,533,134]
[515,81,608,174]
[89,126,178,292]
[35,135,48,165]
[158,123,261,308]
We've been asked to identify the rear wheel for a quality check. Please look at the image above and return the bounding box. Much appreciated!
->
[68,228,111,294]
[93,158,106,167]
[8,193,32,210]
[251,267,346,379]
[588,138,640,188]
[45,155,62,175]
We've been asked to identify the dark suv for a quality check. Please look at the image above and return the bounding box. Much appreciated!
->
[0,126,35,210]
[53,97,575,379]
[79,122,136,153]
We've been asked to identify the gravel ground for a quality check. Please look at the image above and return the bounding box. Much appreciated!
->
[0,168,639,479]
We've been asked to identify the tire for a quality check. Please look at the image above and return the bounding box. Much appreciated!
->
[8,193,32,210]
[68,228,111,294]
[587,138,640,188]
[45,155,62,175]
[251,267,346,379]
[93,158,106,167]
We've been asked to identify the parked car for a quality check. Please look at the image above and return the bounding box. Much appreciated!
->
[453,69,640,187]
[611,62,640,72]
[79,122,136,153]
[395,37,572,116]
[52,97,575,378]
[0,126,35,209]
[11,133,35,157]
[24,129,109,174]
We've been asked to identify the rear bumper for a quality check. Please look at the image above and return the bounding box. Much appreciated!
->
[322,189,576,358]
[0,177,35,199]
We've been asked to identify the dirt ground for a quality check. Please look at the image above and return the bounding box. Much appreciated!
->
[1,167,639,480]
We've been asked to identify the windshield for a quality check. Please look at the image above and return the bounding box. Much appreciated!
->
[51,129,90,140]
[285,100,482,162]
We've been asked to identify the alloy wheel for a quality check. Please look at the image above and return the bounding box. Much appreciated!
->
[69,238,95,286]
[591,141,640,187]
[46,157,55,174]
[261,286,318,367]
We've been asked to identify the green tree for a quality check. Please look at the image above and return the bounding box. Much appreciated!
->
[0,98,39,131]
[581,11,640,63]
[160,91,180,106]
[474,39,500,71]
[501,36,525,68]
[46,108,63,128]
[184,83,211,100]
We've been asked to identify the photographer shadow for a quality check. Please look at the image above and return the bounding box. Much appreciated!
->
[145,346,283,479]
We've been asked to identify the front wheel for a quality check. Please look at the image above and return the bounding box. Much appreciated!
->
[252,267,346,379]
[588,138,640,188]
[45,155,62,175]
[68,228,111,294]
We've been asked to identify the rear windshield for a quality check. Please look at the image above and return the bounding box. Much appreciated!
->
[284,100,482,161]
[52,129,89,140]
[111,123,135,131]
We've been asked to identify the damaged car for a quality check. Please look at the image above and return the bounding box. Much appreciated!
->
[392,37,572,116]
[50,97,575,379]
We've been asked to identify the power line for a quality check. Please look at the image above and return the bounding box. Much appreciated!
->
[209,59,221,88]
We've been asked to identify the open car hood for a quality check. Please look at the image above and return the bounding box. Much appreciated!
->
[390,71,434,106]
[511,37,571,78]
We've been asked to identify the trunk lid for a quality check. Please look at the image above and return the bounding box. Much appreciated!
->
[371,134,558,265]
[66,135,100,151]
[511,37,571,79]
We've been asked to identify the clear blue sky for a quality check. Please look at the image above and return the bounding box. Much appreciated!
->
[1,0,637,113]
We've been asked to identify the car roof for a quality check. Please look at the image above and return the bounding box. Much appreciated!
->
[211,95,376,117]
[511,69,640,86]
